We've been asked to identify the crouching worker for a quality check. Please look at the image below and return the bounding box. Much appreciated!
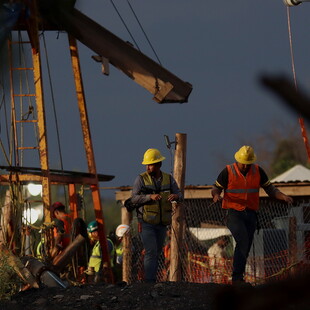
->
[85,220,115,283]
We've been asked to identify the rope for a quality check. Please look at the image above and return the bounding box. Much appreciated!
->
[126,0,162,65]
[286,7,310,161]
[110,0,141,51]
[41,32,68,203]
[286,8,298,90]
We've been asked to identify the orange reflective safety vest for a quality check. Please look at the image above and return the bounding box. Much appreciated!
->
[222,163,260,211]
[53,215,72,248]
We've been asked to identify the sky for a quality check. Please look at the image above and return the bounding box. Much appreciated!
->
[1,1,310,198]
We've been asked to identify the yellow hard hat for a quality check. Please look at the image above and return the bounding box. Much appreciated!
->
[142,148,166,165]
[234,146,257,164]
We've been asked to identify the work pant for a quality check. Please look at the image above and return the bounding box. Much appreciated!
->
[227,208,257,282]
[140,221,167,282]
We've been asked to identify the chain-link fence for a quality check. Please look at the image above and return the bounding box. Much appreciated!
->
[125,198,310,285]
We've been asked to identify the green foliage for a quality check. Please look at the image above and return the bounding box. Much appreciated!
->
[82,191,122,236]
[101,199,122,236]
[239,122,310,178]
[269,138,307,178]
[0,254,21,300]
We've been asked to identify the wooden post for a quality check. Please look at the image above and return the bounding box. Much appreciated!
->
[120,200,133,283]
[122,231,132,283]
[121,202,133,226]
[169,133,187,282]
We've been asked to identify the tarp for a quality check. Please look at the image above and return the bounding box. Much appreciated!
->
[189,227,231,241]
[271,164,310,182]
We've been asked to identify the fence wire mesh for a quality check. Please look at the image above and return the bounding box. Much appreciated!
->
[125,198,310,285]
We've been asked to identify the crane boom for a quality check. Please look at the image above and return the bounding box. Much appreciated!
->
[41,6,193,104]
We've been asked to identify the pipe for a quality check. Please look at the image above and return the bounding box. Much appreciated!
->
[52,234,86,272]
[22,256,68,288]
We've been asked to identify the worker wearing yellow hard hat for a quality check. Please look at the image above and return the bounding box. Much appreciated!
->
[130,148,182,283]
[211,145,293,285]
[141,148,166,165]
[234,145,257,165]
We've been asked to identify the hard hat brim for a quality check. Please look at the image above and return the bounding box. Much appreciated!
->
[234,153,257,165]
[141,156,166,165]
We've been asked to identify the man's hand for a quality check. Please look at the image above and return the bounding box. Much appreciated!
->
[213,194,223,203]
[283,194,293,204]
[211,187,223,203]
[150,194,162,201]
[168,194,179,202]
[275,191,293,204]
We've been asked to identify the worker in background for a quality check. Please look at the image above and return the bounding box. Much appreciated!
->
[208,236,230,283]
[85,220,114,283]
[211,145,293,285]
[131,148,182,283]
[114,224,130,282]
[50,201,72,259]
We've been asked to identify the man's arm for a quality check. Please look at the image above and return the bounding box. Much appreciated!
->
[260,167,293,203]
[131,175,152,205]
[211,167,228,203]
[168,176,183,202]
[211,186,223,203]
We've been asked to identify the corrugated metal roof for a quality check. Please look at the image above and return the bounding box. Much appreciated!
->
[271,164,310,183]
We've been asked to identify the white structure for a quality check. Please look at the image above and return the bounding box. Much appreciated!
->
[271,165,310,183]
[189,227,231,241]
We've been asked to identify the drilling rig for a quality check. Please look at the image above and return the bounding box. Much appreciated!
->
[0,0,192,287]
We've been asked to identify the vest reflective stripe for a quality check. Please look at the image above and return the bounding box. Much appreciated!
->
[88,241,102,272]
[222,163,260,211]
[141,171,172,225]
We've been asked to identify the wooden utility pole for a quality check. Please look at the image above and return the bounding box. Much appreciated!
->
[169,133,187,281]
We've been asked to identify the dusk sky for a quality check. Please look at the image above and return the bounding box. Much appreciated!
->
[1,1,310,198]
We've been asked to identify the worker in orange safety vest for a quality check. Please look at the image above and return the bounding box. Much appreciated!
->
[211,145,293,284]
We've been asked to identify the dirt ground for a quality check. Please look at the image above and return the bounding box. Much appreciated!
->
[0,281,220,310]
[0,276,310,310]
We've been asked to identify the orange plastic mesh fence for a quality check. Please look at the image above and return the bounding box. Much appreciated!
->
[125,199,310,285]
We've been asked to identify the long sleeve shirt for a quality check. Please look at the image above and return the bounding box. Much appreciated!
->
[131,171,183,205]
